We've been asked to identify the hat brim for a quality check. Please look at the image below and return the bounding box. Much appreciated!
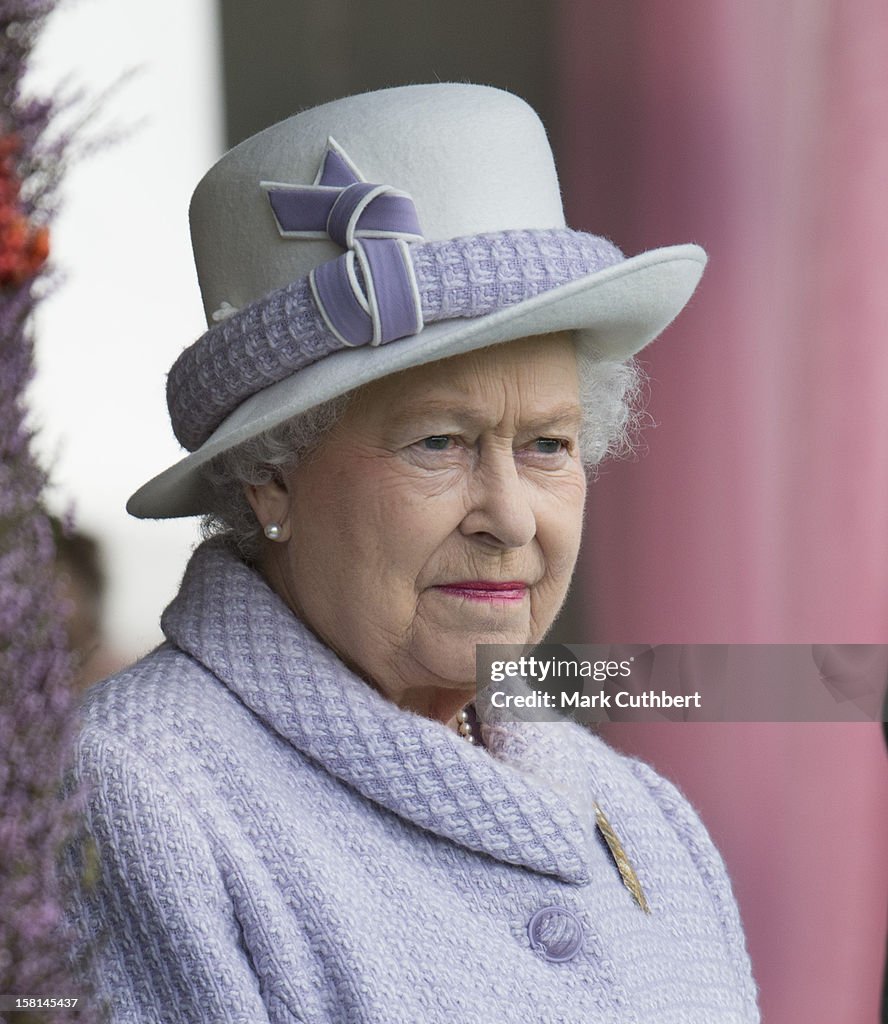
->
[128,243,705,519]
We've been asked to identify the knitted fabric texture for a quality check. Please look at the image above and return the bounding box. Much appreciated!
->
[62,540,760,1024]
[166,228,623,452]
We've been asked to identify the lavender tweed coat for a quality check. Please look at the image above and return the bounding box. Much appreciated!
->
[64,540,759,1023]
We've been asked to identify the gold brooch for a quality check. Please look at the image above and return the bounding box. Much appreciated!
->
[594,802,651,914]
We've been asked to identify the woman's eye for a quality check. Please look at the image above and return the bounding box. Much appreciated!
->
[421,435,452,451]
[533,437,567,454]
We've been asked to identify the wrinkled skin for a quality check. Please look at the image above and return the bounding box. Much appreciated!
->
[247,333,586,726]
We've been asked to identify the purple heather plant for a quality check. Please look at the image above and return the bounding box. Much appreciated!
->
[1,2,97,1021]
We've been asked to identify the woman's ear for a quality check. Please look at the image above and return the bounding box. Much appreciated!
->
[244,475,293,543]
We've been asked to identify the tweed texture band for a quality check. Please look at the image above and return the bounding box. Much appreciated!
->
[167,227,624,452]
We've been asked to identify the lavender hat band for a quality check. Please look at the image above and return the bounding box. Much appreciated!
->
[168,229,623,452]
[166,140,624,453]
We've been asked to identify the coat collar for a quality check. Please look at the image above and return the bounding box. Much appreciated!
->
[161,540,596,885]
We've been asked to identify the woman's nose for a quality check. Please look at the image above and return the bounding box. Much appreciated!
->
[458,448,536,549]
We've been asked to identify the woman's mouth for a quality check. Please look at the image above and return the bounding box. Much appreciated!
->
[434,581,529,602]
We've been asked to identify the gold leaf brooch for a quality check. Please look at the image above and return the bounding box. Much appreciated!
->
[594,802,651,914]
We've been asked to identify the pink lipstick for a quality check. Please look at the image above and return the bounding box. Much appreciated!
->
[435,581,528,602]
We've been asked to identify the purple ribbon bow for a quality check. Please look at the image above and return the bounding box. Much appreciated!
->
[262,138,425,347]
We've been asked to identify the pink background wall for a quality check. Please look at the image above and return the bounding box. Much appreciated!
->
[556,2,888,1021]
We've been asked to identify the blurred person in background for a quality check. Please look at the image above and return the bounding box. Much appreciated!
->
[51,517,127,691]
[62,84,759,1023]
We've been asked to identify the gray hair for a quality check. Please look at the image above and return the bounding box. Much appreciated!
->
[200,344,645,561]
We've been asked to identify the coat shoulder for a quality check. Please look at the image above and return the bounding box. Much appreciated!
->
[78,643,244,750]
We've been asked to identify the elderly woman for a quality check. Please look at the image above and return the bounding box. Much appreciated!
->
[65,84,759,1022]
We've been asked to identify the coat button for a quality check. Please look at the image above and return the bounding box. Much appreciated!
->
[527,905,584,962]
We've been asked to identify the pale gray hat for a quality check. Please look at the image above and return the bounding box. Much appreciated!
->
[128,82,706,519]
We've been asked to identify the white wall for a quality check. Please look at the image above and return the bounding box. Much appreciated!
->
[27,0,224,658]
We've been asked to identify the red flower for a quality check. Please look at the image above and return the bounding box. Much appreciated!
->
[0,133,50,287]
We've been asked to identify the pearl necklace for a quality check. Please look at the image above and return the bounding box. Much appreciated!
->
[455,706,476,744]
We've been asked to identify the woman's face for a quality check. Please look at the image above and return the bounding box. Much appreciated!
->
[253,333,587,721]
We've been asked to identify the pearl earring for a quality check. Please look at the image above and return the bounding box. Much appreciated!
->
[263,523,282,541]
